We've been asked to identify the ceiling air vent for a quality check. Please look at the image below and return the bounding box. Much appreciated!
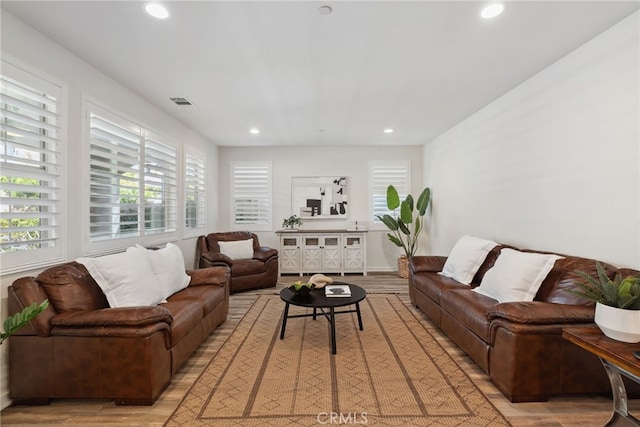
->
[169,97,194,107]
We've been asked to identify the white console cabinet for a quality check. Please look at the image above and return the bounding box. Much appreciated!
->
[277,230,367,276]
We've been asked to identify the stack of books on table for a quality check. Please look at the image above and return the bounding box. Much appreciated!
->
[325,284,351,297]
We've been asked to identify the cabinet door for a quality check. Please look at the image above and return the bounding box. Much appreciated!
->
[321,235,342,272]
[280,236,300,273]
[343,235,363,271]
[302,236,321,271]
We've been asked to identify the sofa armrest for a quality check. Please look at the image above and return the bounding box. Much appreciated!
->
[409,256,447,274]
[253,246,278,262]
[51,306,173,328]
[187,266,231,288]
[200,251,233,267]
[487,301,595,325]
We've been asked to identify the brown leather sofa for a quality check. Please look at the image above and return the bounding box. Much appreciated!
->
[7,262,230,405]
[197,231,278,293]
[409,244,640,403]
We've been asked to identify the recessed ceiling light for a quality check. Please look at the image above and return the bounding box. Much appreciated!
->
[318,6,333,15]
[481,3,505,19]
[384,128,394,134]
[145,3,169,19]
[249,128,260,135]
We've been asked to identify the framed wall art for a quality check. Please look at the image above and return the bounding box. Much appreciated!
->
[291,176,348,219]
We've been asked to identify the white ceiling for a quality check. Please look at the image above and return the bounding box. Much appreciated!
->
[2,1,639,147]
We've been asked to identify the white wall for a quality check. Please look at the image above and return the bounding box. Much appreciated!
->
[218,146,424,271]
[423,12,640,269]
[0,12,217,408]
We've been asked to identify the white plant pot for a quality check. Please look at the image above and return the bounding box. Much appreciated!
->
[594,302,640,343]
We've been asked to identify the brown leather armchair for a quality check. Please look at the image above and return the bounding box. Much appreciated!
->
[197,231,278,293]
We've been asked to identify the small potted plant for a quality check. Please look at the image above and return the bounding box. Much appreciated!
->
[282,215,303,230]
[566,262,640,343]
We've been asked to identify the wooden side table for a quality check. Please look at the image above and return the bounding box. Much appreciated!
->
[563,325,640,427]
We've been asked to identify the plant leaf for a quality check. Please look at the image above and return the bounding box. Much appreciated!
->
[400,200,413,224]
[386,185,399,210]
[378,214,398,231]
[416,187,431,215]
[397,219,410,235]
[386,234,404,248]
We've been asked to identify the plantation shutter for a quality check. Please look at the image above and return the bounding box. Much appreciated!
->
[144,133,177,235]
[185,150,206,232]
[231,161,272,231]
[0,64,63,272]
[88,110,142,242]
[370,161,411,224]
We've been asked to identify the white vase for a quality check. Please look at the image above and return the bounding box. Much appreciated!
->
[594,302,640,343]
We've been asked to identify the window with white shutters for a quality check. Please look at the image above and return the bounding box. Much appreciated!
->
[0,61,64,273]
[144,133,177,235]
[184,149,206,235]
[230,161,272,231]
[87,103,178,252]
[369,161,411,226]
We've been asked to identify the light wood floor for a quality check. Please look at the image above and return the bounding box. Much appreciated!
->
[1,274,638,426]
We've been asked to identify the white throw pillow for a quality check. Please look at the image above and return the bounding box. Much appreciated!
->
[77,249,165,308]
[129,243,190,299]
[219,239,254,260]
[473,249,564,302]
[440,235,499,285]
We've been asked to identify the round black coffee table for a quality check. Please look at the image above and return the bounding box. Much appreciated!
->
[279,283,366,355]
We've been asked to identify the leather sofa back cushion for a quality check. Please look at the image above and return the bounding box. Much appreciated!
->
[535,256,619,304]
[37,262,108,312]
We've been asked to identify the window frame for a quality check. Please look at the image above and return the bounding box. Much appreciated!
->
[84,101,180,255]
[369,160,411,230]
[0,59,67,275]
[183,147,206,238]
[229,160,272,232]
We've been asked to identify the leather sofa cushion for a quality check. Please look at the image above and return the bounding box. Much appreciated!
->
[412,272,470,305]
[160,300,203,346]
[440,289,496,342]
[37,262,109,312]
[231,259,267,277]
[167,285,225,316]
[534,256,618,304]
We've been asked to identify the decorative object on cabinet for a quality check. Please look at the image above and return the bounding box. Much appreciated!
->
[282,214,303,230]
[292,176,348,219]
[277,230,367,276]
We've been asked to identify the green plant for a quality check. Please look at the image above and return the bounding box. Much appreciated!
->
[566,262,640,310]
[1,299,49,344]
[282,215,303,229]
[377,185,431,258]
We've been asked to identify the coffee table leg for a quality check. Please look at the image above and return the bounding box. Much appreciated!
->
[280,303,290,339]
[356,302,363,331]
[601,359,640,426]
[313,307,317,320]
[330,307,337,355]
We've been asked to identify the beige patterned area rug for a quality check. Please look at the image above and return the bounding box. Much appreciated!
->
[165,295,510,426]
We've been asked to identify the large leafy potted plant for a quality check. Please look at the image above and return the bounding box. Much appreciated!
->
[566,262,640,343]
[377,185,431,278]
